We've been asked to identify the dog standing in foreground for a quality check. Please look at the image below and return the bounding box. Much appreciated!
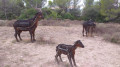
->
[55,40,84,67]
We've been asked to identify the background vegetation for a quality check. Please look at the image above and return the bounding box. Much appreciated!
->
[0,0,120,23]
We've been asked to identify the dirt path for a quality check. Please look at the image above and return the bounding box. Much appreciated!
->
[0,25,120,67]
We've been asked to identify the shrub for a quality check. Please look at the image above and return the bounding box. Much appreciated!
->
[0,13,6,20]
[0,12,17,20]
[42,8,75,20]
[0,20,6,26]
[103,33,120,44]
[42,8,61,19]
[48,10,58,19]
[18,8,38,20]
[7,13,17,20]
[82,7,105,22]
[62,12,74,20]
[96,23,120,44]
[69,9,81,20]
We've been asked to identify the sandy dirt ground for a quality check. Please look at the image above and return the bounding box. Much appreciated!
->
[0,24,120,67]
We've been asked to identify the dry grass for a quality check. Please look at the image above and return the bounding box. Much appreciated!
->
[0,20,16,27]
[0,20,6,26]
[0,19,119,44]
[41,61,70,67]
[39,19,83,26]
[96,23,120,44]
[0,19,82,27]
[36,36,56,45]
[0,24,120,67]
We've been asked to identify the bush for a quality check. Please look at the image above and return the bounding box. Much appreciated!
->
[62,12,74,20]
[0,20,6,26]
[82,7,105,22]
[47,10,58,19]
[42,8,61,19]
[18,8,38,20]
[7,13,17,20]
[69,9,81,20]
[42,8,76,20]
[96,23,120,44]
[0,13,6,20]
[0,12,17,20]
[104,33,120,44]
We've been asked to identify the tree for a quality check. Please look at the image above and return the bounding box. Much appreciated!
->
[73,0,80,9]
[82,0,94,20]
[81,0,106,22]
[24,0,47,8]
[0,0,24,20]
[18,8,38,20]
[48,1,54,8]
[53,0,71,12]
[2,0,8,20]
[100,0,120,21]
[84,0,94,8]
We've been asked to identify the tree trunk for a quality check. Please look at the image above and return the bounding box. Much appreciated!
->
[35,0,38,8]
[2,0,7,20]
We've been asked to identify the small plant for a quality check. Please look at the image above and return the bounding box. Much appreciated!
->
[110,33,120,44]
[37,36,56,45]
